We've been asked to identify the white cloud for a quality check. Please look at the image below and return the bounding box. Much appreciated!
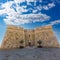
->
[36,5,42,11]
[0,0,56,14]
[45,20,60,26]
[14,0,25,3]
[48,3,55,8]
[0,1,28,14]
[14,0,55,11]
[26,0,35,2]
[43,3,55,10]
[0,0,56,25]
[0,9,6,15]
[16,6,28,14]
[33,9,38,13]
[2,1,13,8]
[43,6,49,10]
[48,20,60,26]
[4,13,50,25]
[14,0,42,3]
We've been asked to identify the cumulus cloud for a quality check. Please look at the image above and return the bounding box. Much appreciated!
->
[4,13,50,25]
[0,0,56,25]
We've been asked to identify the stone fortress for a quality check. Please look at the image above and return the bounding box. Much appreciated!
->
[1,25,59,49]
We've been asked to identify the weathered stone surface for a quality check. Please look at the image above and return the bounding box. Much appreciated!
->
[1,25,25,49]
[1,25,59,49]
[0,48,60,60]
[34,26,59,47]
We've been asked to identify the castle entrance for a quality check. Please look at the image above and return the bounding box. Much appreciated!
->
[28,42,32,47]
[26,39,34,47]
[25,30,35,47]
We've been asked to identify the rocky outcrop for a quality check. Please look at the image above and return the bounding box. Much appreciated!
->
[1,25,59,49]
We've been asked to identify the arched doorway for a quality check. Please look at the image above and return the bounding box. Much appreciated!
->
[28,42,32,47]
[37,40,42,48]
[19,40,24,49]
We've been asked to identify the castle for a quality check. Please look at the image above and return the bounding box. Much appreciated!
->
[1,25,59,49]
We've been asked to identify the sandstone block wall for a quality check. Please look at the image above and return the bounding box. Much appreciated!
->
[35,26,59,47]
[1,25,59,49]
[1,25,25,49]
[25,30,35,46]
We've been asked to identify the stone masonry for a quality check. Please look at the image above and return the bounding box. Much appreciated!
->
[1,25,59,49]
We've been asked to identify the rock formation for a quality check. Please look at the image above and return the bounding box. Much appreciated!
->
[1,25,59,49]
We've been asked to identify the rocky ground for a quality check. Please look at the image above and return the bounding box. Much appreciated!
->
[0,48,60,60]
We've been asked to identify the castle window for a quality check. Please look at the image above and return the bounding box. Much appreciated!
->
[49,40,52,45]
[29,34,30,37]
[16,37,18,40]
[28,42,31,47]
[19,40,24,44]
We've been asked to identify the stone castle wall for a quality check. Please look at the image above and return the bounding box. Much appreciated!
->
[34,26,59,47]
[1,25,59,49]
[1,26,25,48]
[25,30,35,46]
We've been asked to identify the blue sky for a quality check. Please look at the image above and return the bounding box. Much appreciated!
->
[0,0,60,45]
